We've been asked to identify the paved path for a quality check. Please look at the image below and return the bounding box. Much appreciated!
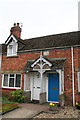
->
[19,103,49,111]
[1,103,80,119]
[1,103,49,119]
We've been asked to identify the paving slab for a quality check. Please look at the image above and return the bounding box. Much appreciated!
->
[2,107,41,119]
[19,103,49,111]
[1,103,49,119]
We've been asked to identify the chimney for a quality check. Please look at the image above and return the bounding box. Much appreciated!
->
[10,23,22,38]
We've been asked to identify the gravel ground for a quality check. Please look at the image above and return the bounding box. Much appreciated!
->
[34,106,80,118]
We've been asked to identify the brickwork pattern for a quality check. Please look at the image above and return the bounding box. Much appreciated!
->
[1,47,80,103]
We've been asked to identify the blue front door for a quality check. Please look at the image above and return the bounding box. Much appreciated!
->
[48,73,59,102]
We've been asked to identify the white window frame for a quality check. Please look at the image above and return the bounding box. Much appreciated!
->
[2,73,22,89]
[78,72,80,92]
[7,41,18,57]
[8,45,13,55]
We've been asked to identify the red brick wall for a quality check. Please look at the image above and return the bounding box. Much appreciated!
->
[1,47,80,103]
[11,30,21,38]
[0,55,2,89]
[48,48,73,105]
[0,73,2,88]
[2,52,40,72]
[74,48,80,102]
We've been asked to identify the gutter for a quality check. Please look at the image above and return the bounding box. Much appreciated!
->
[71,46,75,106]
[3,45,80,55]
[17,45,80,53]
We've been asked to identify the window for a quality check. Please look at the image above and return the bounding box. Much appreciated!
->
[3,74,8,86]
[8,45,13,55]
[7,41,17,56]
[78,72,80,92]
[2,74,21,88]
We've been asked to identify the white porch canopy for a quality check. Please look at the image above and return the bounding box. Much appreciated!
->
[24,56,65,102]
[31,55,52,93]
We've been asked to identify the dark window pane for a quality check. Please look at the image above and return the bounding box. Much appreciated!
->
[3,74,8,86]
[8,45,13,55]
[10,74,14,77]
[9,78,14,87]
[15,74,21,87]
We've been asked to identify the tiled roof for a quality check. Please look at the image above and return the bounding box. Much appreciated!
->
[1,31,80,53]
[23,57,66,72]
[22,31,80,51]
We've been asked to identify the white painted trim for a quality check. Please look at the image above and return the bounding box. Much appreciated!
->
[6,35,17,44]
[58,70,62,95]
[31,56,52,68]
[25,90,31,92]
[33,68,51,73]
[2,74,4,88]
[61,70,64,94]
[47,101,59,103]
[24,73,31,91]
[21,73,22,88]
[2,73,22,89]
[31,58,40,67]
[24,73,26,91]
[78,72,80,92]
[54,69,62,95]
[8,74,9,87]
[7,54,18,57]
[14,74,16,87]
[42,57,52,67]
[7,38,18,57]
[31,55,52,94]
[30,73,33,101]
[2,86,21,89]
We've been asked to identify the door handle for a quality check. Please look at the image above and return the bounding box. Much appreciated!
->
[37,87,40,89]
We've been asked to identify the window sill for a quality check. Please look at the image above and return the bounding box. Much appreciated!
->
[24,90,31,92]
[7,55,18,58]
[2,86,21,89]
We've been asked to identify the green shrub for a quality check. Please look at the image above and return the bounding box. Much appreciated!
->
[11,89,25,103]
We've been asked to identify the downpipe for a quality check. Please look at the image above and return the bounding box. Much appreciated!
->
[71,47,75,106]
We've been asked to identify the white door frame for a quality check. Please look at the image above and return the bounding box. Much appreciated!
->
[24,69,64,102]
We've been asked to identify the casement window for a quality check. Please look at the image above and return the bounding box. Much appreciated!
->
[2,74,21,89]
[7,41,17,56]
[78,72,80,92]
[8,45,13,55]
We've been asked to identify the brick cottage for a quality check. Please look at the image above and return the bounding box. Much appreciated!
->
[0,23,80,106]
